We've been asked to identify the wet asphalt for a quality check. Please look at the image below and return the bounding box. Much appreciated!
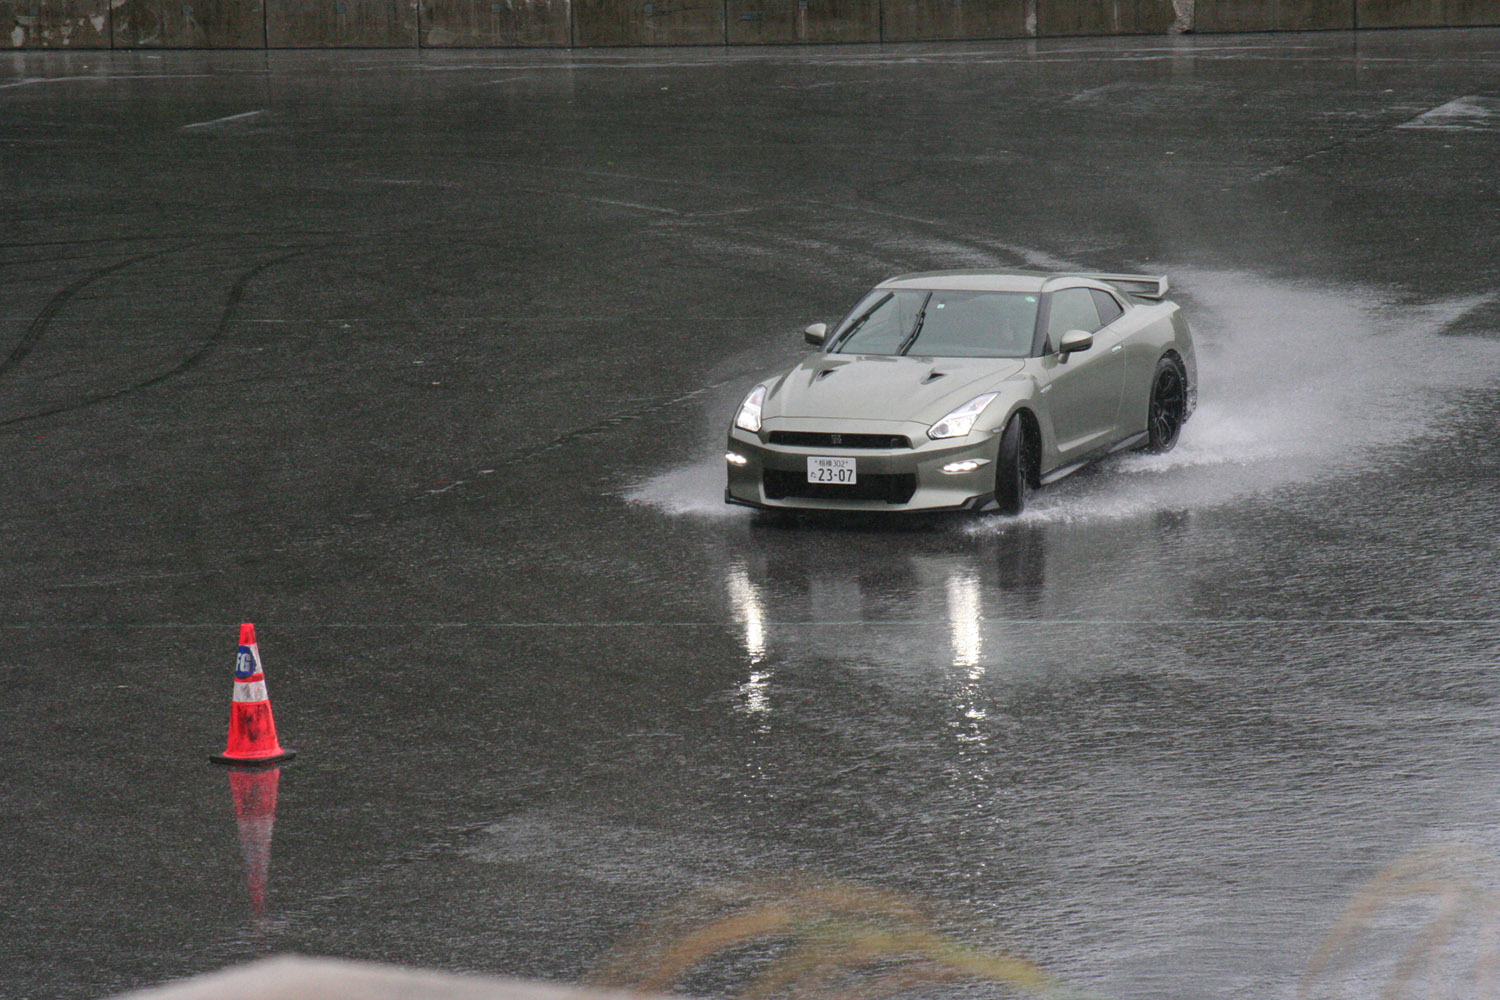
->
[3,30,1500,1000]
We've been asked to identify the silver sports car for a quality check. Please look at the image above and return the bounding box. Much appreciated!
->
[725,270,1197,514]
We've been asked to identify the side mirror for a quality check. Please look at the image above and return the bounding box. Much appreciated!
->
[804,322,827,346]
[1058,329,1094,358]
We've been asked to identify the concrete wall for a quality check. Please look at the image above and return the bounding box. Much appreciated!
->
[1195,0,1351,30]
[726,0,882,43]
[4,0,1500,47]
[3,0,109,47]
[571,0,722,45]
[114,0,266,45]
[265,0,419,46]
[1035,0,1177,33]
[423,0,567,44]
[883,0,1029,41]
[1358,0,1500,26]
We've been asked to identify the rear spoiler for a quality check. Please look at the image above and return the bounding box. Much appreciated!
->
[1050,273,1170,300]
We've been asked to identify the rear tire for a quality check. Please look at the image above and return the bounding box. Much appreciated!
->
[993,414,1033,515]
[1145,357,1187,454]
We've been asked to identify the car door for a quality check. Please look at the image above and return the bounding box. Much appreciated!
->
[1038,286,1128,462]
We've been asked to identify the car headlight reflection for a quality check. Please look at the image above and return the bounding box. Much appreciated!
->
[928,393,999,440]
[734,384,768,433]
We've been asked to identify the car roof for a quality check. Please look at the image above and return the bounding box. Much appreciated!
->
[875,269,1095,293]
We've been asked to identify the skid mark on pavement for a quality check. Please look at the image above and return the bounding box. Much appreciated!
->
[0,247,313,428]
[0,253,156,380]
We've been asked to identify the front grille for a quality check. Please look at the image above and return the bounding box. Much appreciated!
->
[763,470,918,504]
[767,431,912,449]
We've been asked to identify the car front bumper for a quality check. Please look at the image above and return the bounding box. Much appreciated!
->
[724,419,1001,513]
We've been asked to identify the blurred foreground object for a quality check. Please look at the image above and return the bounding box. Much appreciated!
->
[591,875,1071,998]
[114,956,662,1000]
[1301,845,1500,1000]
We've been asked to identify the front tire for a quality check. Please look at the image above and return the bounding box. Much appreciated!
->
[1145,357,1187,454]
[993,414,1033,515]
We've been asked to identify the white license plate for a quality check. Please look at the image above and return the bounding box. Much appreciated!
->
[807,456,857,484]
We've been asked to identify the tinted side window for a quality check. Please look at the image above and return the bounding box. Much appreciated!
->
[1046,288,1101,345]
[1090,289,1124,327]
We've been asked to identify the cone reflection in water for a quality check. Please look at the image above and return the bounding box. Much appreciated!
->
[229,767,280,918]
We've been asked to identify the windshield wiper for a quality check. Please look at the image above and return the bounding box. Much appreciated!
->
[896,293,933,356]
[830,293,893,353]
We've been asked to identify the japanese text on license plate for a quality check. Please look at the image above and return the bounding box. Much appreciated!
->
[807,456,856,484]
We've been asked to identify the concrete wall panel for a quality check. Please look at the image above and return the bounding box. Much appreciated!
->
[2,0,109,46]
[1195,0,1350,29]
[881,0,1027,39]
[10,0,1500,50]
[1035,0,1175,33]
[1443,0,1500,22]
[1358,0,1500,25]
[113,0,267,45]
[266,0,418,44]
[571,0,723,45]
[421,0,568,44]
[725,0,879,42]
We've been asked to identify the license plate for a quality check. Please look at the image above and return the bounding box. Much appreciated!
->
[807,456,857,484]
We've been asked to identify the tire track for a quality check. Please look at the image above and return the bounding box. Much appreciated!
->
[0,254,155,380]
[0,247,313,428]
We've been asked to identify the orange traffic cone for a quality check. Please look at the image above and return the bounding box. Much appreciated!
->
[228,766,281,918]
[210,623,295,766]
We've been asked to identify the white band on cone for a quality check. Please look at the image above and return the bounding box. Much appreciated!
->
[233,680,269,703]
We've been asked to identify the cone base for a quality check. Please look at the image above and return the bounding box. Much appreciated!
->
[210,749,296,767]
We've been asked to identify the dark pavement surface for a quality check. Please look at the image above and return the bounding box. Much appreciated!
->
[4,31,1500,1000]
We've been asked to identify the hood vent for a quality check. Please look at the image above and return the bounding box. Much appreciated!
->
[920,371,946,384]
[815,368,838,381]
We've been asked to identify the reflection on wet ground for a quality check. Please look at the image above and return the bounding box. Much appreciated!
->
[5,30,1500,1000]
[1302,846,1500,1000]
[572,847,1500,1000]
[590,877,1056,998]
[227,768,281,925]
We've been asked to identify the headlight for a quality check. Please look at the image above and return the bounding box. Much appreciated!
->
[734,384,768,433]
[928,393,998,440]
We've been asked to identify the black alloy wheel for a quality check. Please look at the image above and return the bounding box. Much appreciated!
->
[993,414,1033,515]
[1145,358,1187,453]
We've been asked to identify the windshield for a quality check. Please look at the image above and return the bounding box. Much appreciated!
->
[829,289,1039,358]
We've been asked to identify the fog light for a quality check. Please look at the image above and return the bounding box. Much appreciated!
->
[941,459,989,475]
[725,451,749,467]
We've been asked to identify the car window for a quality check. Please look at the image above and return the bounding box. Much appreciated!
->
[903,291,1038,358]
[832,289,1039,358]
[1090,288,1124,327]
[1046,288,1102,347]
[830,291,925,355]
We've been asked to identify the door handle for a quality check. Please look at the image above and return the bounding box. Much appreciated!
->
[1110,344,1124,353]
